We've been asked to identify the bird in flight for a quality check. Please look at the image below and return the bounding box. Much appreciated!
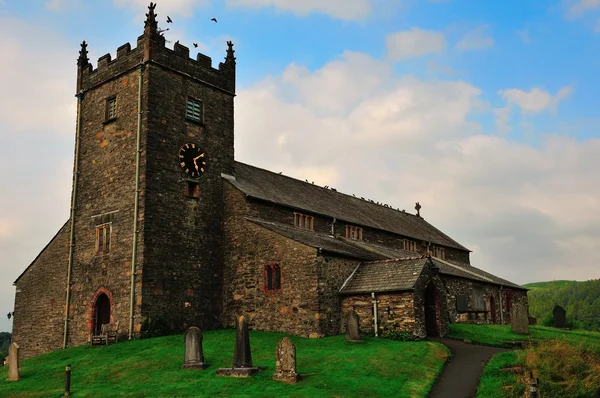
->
[167,16,173,23]
[211,17,218,23]
[193,43,198,48]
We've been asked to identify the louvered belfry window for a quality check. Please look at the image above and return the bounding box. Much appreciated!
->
[106,97,117,121]
[186,98,203,122]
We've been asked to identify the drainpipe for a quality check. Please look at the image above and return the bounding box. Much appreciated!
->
[129,63,144,340]
[371,292,379,337]
[499,286,504,325]
[63,91,84,349]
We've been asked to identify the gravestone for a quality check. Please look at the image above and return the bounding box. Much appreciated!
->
[181,326,208,369]
[345,310,362,342]
[510,303,529,335]
[216,315,261,377]
[553,305,566,328]
[273,337,300,383]
[6,342,20,381]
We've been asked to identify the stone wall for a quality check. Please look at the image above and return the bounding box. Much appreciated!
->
[341,292,415,336]
[315,255,361,336]
[12,222,70,360]
[222,183,322,337]
[442,275,528,325]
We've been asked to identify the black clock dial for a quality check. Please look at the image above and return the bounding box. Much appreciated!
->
[178,143,206,178]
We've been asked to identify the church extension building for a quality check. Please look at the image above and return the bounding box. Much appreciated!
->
[12,3,528,360]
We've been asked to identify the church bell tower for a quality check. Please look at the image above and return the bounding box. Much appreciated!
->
[65,2,235,345]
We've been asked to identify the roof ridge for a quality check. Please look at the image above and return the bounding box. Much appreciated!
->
[367,255,427,264]
[234,161,418,216]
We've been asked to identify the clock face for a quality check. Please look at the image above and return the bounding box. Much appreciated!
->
[178,143,206,178]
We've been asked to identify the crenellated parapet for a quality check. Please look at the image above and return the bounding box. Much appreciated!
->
[76,2,235,94]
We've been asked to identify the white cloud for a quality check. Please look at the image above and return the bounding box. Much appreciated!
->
[455,25,494,51]
[235,51,600,289]
[498,85,574,114]
[516,29,531,44]
[386,28,446,61]
[0,16,75,333]
[494,107,512,135]
[226,0,372,20]
[565,0,600,19]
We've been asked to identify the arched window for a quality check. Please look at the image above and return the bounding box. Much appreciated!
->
[264,263,282,292]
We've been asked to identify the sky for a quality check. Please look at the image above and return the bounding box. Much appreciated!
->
[1,0,599,333]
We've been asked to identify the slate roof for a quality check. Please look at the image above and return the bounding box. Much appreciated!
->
[339,257,429,294]
[246,219,526,291]
[230,162,469,251]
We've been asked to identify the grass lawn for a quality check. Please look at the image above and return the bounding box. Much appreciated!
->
[448,324,600,398]
[0,330,449,397]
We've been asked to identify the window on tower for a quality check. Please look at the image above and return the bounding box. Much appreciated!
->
[95,224,111,255]
[106,96,117,121]
[186,98,203,123]
[185,181,200,199]
[264,263,282,292]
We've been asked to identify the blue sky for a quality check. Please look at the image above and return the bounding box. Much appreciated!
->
[1,0,599,332]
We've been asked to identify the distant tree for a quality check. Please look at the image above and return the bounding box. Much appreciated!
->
[527,279,600,331]
[0,332,11,360]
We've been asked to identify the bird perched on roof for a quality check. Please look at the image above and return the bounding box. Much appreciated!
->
[211,17,218,23]
[278,172,282,174]
[167,16,173,23]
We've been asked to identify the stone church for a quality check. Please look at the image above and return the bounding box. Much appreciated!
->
[12,3,528,360]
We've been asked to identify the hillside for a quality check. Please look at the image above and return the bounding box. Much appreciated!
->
[524,279,600,331]
[0,330,449,397]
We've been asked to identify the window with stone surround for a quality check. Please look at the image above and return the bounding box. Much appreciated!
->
[403,239,417,252]
[456,295,468,312]
[471,288,485,311]
[264,263,282,292]
[95,224,111,255]
[293,212,314,231]
[185,181,199,199]
[186,97,203,123]
[106,96,117,121]
[432,246,445,259]
[504,291,512,313]
[345,225,363,240]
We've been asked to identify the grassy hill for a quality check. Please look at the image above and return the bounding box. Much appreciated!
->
[0,330,449,397]
[523,279,600,331]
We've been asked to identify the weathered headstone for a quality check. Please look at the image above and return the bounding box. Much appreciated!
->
[510,303,529,335]
[345,310,362,342]
[553,305,566,328]
[181,326,208,370]
[216,315,260,377]
[6,342,20,381]
[273,337,300,384]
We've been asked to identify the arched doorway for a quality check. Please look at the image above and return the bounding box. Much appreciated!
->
[489,295,497,324]
[424,282,439,337]
[94,293,111,334]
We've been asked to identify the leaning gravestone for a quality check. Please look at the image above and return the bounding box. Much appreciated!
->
[553,305,566,328]
[273,337,300,384]
[216,315,260,377]
[6,342,20,381]
[345,310,362,342]
[511,303,529,335]
[181,326,208,369]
